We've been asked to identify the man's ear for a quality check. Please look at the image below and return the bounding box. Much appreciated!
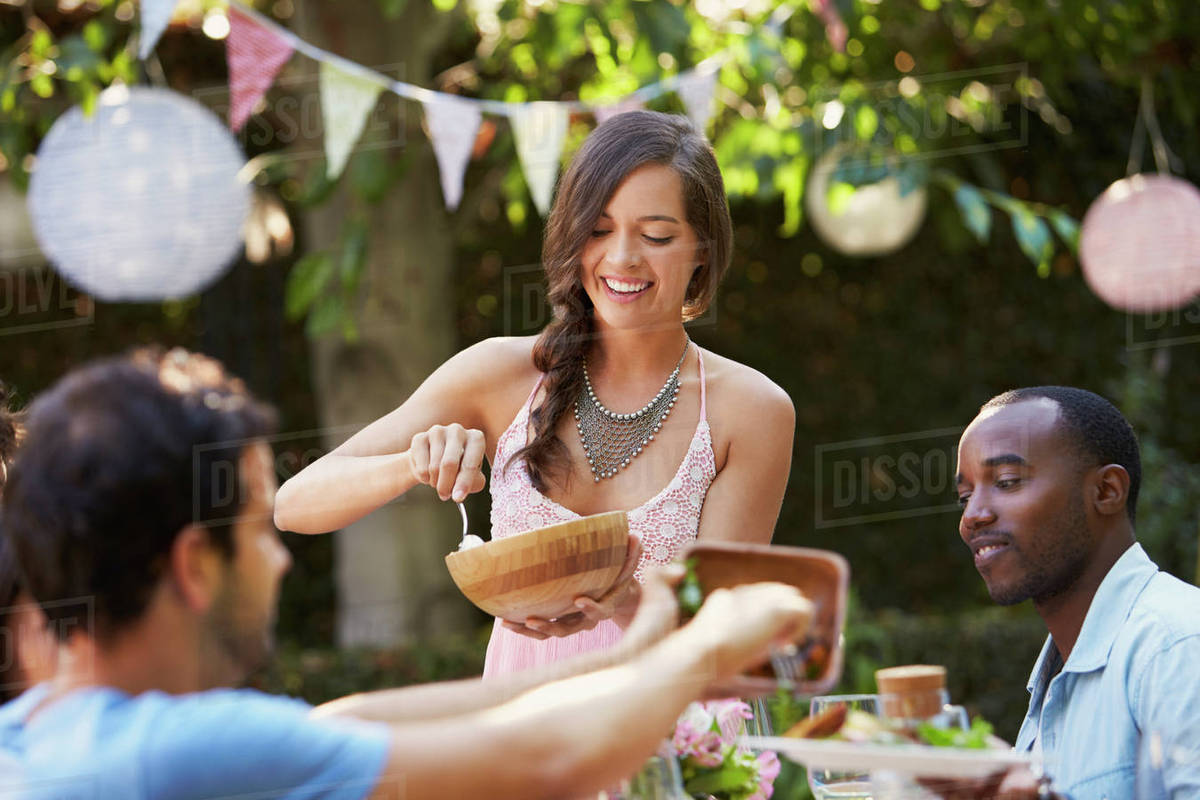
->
[168,524,225,613]
[1091,463,1131,518]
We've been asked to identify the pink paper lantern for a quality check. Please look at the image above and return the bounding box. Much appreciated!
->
[1079,174,1200,313]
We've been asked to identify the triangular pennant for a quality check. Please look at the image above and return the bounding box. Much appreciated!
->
[594,97,644,126]
[226,7,294,132]
[509,102,568,217]
[319,61,385,179]
[676,67,719,134]
[423,94,482,211]
[138,0,181,59]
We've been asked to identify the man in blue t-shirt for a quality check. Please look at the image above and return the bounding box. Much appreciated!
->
[0,348,814,800]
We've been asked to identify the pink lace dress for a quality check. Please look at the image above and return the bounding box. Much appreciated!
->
[482,349,717,677]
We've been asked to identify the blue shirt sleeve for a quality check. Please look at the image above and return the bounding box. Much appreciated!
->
[137,689,391,800]
[1134,634,1200,799]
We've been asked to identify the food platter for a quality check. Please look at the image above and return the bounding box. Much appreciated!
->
[740,736,1035,779]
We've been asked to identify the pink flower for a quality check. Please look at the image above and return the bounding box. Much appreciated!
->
[672,702,724,765]
[754,750,781,798]
[688,738,726,768]
[710,699,754,746]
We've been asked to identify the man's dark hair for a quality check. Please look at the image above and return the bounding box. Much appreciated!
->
[1,348,277,641]
[981,386,1141,524]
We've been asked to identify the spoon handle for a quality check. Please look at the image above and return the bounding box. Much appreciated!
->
[457,501,469,539]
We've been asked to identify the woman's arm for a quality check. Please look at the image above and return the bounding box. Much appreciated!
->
[696,369,795,545]
[274,337,535,533]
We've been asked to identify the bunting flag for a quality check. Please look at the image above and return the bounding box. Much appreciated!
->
[226,6,294,132]
[594,97,645,125]
[138,0,179,59]
[423,95,482,211]
[319,61,386,180]
[677,67,719,133]
[510,102,569,217]
[203,1,732,211]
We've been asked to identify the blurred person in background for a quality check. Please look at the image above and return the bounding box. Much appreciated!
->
[0,382,55,705]
[274,110,796,677]
[0,347,814,800]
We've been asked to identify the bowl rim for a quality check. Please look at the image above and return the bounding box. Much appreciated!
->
[444,509,629,566]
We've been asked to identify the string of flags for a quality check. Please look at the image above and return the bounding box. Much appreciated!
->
[137,0,726,215]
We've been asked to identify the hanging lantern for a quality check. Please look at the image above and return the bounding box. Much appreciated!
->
[805,146,928,257]
[27,86,250,301]
[1078,173,1200,313]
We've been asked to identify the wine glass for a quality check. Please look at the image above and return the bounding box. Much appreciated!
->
[807,694,880,800]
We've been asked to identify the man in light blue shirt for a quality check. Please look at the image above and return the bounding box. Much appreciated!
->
[0,348,815,800]
[956,386,1200,799]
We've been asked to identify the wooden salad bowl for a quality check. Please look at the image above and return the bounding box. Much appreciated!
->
[445,511,629,623]
[681,541,850,697]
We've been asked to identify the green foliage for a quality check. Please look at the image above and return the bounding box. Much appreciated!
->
[0,0,136,185]
[284,215,370,341]
[953,183,991,244]
[935,170,1077,275]
[1112,354,1200,584]
[285,252,335,320]
[248,631,490,705]
[12,0,1192,334]
[916,717,994,749]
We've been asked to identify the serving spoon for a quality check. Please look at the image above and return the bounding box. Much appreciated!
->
[456,501,485,550]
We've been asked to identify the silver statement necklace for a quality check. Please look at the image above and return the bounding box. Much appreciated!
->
[574,338,690,483]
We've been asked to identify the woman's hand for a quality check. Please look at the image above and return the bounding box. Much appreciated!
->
[407,423,487,502]
[501,535,643,640]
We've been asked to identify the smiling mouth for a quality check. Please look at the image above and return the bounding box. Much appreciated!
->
[970,538,1013,569]
[601,276,652,295]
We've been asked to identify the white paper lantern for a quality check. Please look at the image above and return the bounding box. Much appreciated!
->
[805,146,928,257]
[1079,173,1200,313]
[27,86,250,301]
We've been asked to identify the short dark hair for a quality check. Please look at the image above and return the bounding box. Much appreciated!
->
[2,348,277,640]
[981,386,1141,524]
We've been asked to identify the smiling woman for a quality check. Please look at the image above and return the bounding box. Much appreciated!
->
[273,111,796,676]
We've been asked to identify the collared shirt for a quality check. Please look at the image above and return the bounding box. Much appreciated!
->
[1015,543,1200,799]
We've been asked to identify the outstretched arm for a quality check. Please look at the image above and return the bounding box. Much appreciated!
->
[312,551,674,724]
[274,338,534,533]
[362,580,815,800]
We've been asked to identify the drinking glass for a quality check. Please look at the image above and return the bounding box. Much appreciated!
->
[807,694,880,800]
[746,695,775,737]
[603,742,689,800]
